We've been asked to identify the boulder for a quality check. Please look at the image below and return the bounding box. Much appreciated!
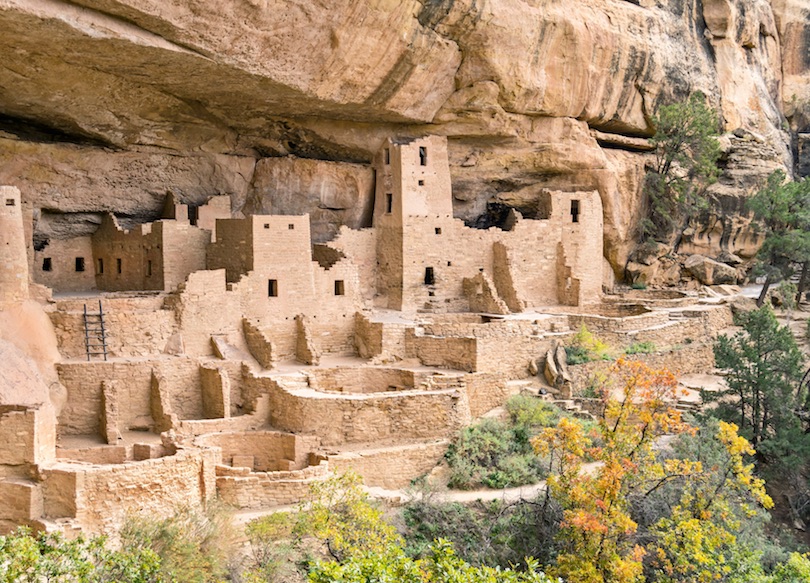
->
[684,254,738,285]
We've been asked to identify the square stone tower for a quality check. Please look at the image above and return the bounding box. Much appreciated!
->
[0,186,29,304]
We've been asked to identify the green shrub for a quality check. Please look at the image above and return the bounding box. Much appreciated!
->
[566,325,613,364]
[446,418,546,489]
[631,281,648,290]
[625,341,657,355]
[505,394,561,431]
[564,345,592,365]
[120,503,239,583]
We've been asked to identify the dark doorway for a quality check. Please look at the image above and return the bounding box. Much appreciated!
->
[424,267,435,285]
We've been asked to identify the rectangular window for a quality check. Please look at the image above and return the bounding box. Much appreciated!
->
[571,200,580,223]
[42,258,52,272]
[97,258,104,275]
[264,223,270,229]
[419,146,427,166]
[268,279,278,297]
[384,148,390,165]
[418,179,425,186]
[435,227,442,235]
[116,258,122,274]
[75,257,85,272]
[386,193,393,214]
[288,224,295,230]
[147,260,153,277]
[334,280,345,296]
[188,205,198,226]
[5,199,14,206]
[424,266,435,285]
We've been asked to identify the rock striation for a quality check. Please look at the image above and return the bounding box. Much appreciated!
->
[0,0,807,278]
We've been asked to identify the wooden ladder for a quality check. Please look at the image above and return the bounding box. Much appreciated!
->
[83,300,108,361]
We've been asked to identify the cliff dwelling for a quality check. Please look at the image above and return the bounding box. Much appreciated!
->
[0,137,749,536]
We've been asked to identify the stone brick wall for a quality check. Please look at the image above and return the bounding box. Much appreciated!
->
[33,236,96,292]
[214,463,328,509]
[40,448,217,536]
[0,405,55,477]
[0,186,29,304]
[405,331,478,372]
[265,378,470,446]
[464,372,515,418]
[329,440,449,489]
[57,358,208,436]
[195,431,320,471]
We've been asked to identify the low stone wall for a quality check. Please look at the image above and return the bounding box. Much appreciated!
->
[40,448,217,536]
[265,378,470,446]
[568,306,669,334]
[56,446,127,465]
[195,431,320,471]
[308,367,417,393]
[464,372,515,418]
[214,462,329,509]
[329,440,449,489]
[405,331,477,372]
[475,335,553,378]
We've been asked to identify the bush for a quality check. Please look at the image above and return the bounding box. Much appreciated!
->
[631,281,648,290]
[446,418,545,489]
[120,503,239,583]
[625,341,656,355]
[565,325,612,364]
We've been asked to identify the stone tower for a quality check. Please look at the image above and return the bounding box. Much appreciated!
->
[0,186,29,304]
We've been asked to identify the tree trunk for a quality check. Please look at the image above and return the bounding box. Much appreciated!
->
[756,275,772,307]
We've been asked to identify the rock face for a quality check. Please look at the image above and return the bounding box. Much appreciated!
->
[684,254,739,285]
[0,0,807,277]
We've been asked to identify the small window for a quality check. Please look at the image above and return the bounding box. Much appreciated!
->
[419,146,427,166]
[418,179,425,186]
[42,258,52,272]
[334,280,345,296]
[188,205,198,226]
[435,227,442,235]
[5,199,15,206]
[268,279,278,297]
[288,224,295,230]
[97,258,104,275]
[384,148,390,165]
[116,258,122,274]
[447,261,452,267]
[570,200,580,223]
[386,193,393,214]
[75,257,85,272]
[264,223,270,229]
[424,267,435,285]
[147,260,152,277]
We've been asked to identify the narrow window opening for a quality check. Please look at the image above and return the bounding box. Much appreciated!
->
[334,280,345,296]
[384,148,390,165]
[147,260,153,277]
[42,258,52,272]
[386,193,393,214]
[288,223,295,230]
[97,258,104,275]
[75,257,85,272]
[418,179,425,186]
[424,267,435,285]
[188,205,198,226]
[435,227,442,235]
[419,146,427,166]
[570,199,580,223]
[5,199,15,206]
[268,279,278,297]
[116,258,122,274]
[447,261,452,267]
[264,223,270,229]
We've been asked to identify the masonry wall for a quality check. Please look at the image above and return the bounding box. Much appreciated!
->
[155,221,209,291]
[329,440,449,489]
[33,237,96,292]
[0,405,56,478]
[51,295,177,359]
[57,358,207,436]
[214,463,328,510]
[41,449,217,536]
[265,379,470,446]
[206,219,254,282]
[0,186,29,304]
[196,431,320,471]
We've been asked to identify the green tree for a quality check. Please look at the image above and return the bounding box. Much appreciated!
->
[748,170,810,306]
[642,92,721,244]
[709,306,807,466]
[0,527,163,583]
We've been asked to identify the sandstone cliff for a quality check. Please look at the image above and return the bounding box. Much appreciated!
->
[0,0,808,280]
